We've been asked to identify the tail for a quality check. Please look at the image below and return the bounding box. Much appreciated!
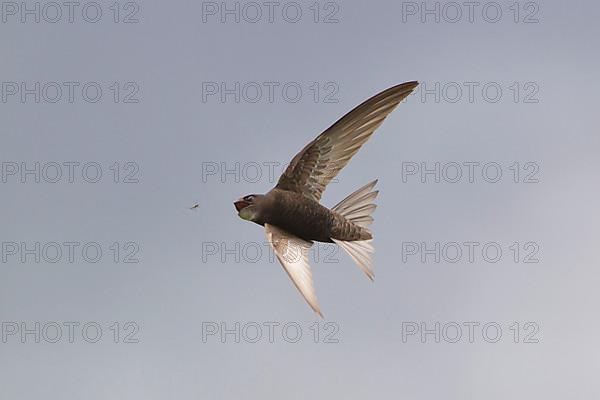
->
[331,180,378,281]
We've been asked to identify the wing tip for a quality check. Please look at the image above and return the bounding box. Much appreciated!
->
[391,80,419,95]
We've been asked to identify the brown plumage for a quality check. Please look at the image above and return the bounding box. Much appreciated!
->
[234,81,419,316]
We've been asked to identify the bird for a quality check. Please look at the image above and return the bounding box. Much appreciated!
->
[234,81,419,317]
[190,203,199,210]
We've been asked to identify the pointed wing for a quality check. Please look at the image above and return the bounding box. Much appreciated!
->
[265,223,323,318]
[276,81,419,201]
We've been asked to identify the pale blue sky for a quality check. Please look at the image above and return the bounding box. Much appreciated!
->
[1,0,599,398]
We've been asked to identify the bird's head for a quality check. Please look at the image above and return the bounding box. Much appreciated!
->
[234,194,265,222]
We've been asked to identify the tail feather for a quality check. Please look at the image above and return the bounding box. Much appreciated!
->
[332,180,379,229]
[343,204,377,223]
[347,215,374,226]
[332,238,374,281]
[331,180,379,280]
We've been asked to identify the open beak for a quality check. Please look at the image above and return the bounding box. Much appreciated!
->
[234,199,250,212]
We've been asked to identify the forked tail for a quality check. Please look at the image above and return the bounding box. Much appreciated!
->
[331,180,378,281]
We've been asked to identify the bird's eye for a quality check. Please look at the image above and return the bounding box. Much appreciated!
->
[244,195,255,202]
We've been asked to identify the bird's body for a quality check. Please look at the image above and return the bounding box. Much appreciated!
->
[233,81,419,316]
[256,188,371,243]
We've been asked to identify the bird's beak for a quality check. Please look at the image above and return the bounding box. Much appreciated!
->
[234,199,250,212]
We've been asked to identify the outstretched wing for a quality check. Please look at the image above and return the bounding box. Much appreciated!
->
[276,81,418,201]
[265,223,323,318]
